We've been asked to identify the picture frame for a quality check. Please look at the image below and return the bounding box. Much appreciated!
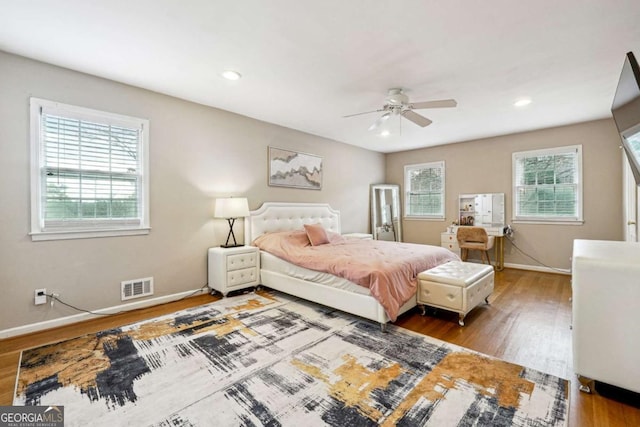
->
[268,147,323,190]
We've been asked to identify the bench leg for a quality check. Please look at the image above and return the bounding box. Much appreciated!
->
[458,314,465,326]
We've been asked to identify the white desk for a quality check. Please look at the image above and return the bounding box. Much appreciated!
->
[443,225,505,271]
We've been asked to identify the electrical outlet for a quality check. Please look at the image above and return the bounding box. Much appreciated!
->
[35,288,47,305]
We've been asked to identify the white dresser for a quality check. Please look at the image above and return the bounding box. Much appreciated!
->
[572,239,640,393]
[208,246,260,296]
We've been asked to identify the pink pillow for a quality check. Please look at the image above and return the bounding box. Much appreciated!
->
[304,223,330,246]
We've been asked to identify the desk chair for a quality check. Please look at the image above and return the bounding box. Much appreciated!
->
[457,227,495,266]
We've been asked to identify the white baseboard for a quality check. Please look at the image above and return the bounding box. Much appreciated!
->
[464,257,571,275]
[503,262,571,275]
[0,288,210,340]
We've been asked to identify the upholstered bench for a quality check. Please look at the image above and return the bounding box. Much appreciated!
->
[417,261,494,326]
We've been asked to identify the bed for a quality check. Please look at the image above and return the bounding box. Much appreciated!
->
[244,202,459,330]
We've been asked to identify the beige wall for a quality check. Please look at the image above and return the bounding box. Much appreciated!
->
[386,119,624,270]
[0,51,385,331]
[0,49,625,333]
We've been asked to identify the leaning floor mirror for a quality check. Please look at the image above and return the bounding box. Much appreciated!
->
[370,184,402,242]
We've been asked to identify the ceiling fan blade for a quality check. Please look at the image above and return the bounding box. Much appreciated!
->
[402,110,432,127]
[368,112,391,131]
[343,108,384,118]
[409,99,457,109]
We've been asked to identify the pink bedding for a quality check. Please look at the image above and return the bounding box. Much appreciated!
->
[253,230,460,321]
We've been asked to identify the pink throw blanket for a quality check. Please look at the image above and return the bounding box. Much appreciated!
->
[253,230,460,321]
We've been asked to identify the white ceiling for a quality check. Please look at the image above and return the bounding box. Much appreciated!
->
[1,1,639,153]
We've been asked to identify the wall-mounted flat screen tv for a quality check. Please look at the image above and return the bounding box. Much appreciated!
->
[611,51,640,185]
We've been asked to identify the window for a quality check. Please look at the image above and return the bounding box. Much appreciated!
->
[512,145,582,223]
[30,98,150,240]
[404,161,445,219]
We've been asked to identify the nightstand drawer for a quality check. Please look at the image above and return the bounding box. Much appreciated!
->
[227,252,257,271]
[227,267,258,287]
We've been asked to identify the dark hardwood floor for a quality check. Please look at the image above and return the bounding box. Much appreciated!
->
[396,268,640,427]
[1,268,638,426]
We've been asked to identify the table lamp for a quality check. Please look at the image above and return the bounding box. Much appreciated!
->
[214,197,250,248]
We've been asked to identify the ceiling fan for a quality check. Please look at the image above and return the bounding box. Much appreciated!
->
[344,88,457,132]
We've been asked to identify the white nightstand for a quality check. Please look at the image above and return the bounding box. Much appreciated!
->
[208,246,260,296]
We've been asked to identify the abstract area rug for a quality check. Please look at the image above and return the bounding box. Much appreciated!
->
[14,292,569,426]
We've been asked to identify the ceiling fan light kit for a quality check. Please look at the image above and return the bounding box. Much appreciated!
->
[368,111,392,131]
[385,88,409,105]
[345,88,457,133]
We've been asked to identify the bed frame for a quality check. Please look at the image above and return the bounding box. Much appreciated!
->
[245,202,416,330]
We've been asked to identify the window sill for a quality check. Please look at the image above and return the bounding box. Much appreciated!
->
[30,227,151,241]
[512,220,584,226]
[404,216,446,221]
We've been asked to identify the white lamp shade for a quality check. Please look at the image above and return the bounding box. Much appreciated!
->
[214,197,250,219]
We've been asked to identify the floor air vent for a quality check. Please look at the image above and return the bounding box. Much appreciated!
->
[121,277,154,301]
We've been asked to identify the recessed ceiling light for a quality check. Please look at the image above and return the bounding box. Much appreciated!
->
[514,98,532,107]
[221,70,242,81]
[380,130,391,137]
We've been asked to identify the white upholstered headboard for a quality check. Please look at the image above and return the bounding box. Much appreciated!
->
[245,202,341,243]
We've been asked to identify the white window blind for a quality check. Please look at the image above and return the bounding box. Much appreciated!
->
[30,98,150,240]
[404,161,445,219]
[512,145,582,223]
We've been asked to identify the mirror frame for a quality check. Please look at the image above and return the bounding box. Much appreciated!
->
[458,192,505,227]
[371,184,402,242]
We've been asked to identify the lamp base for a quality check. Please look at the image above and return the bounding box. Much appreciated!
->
[221,218,244,248]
